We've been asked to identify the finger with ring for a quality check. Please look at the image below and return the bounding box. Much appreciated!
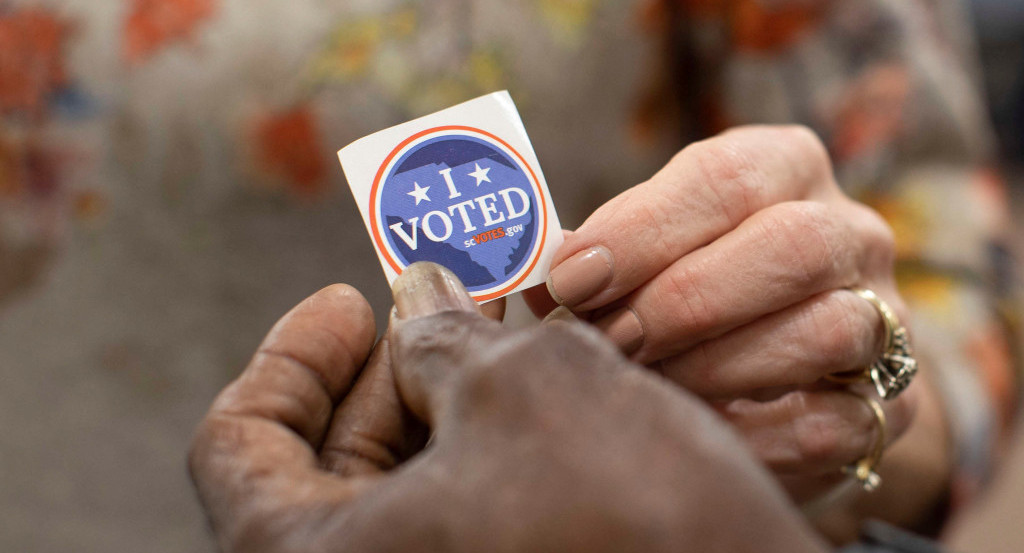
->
[826,288,917,400]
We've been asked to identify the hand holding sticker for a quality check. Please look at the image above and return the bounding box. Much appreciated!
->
[339,92,562,302]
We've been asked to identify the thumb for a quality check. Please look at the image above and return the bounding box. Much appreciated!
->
[389,262,502,425]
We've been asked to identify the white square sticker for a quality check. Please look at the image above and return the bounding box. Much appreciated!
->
[338,91,563,302]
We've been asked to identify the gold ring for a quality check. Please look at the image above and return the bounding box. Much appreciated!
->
[824,369,870,385]
[843,392,887,492]
[826,288,918,400]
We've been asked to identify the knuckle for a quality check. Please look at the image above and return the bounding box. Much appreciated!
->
[448,347,541,424]
[796,430,841,467]
[401,321,459,354]
[758,202,852,290]
[864,208,896,252]
[809,292,874,368]
[450,328,546,394]
[780,125,832,174]
[858,204,898,270]
[187,415,239,482]
[789,394,845,465]
[397,313,477,356]
[666,342,722,394]
[682,136,755,184]
[660,264,717,335]
[683,136,765,226]
[743,125,834,193]
[627,199,678,261]
[769,126,835,191]
[451,324,623,418]
[453,364,510,410]
[187,418,301,553]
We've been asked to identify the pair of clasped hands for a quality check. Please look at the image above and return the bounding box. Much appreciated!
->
[190,127,918,552]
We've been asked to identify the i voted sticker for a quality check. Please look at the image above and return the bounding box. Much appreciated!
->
[339,92,562,302]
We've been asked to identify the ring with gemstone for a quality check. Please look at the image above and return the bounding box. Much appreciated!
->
[826,288,918,400]
[842,391,888,492]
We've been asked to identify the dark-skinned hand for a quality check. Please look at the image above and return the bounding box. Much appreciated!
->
[189,262,828,553]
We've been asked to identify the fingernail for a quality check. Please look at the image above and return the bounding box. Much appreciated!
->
[392,262,479,319]
[546,246,614,308]
[593,306,645,356]
[542,306,580,324]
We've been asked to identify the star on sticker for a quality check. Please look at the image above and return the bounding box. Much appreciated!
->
[468,163,491,186]
[407,182,431,205]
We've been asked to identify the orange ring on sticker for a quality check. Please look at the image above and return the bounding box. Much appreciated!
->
[369,125,548,302]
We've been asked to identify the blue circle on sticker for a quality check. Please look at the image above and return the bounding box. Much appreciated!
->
[376,130,541,296]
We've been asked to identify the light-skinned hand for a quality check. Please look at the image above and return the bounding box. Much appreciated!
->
[524,126,919,502]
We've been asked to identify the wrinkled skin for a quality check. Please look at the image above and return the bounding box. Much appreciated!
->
[189,266,828,553]
[525,126,921,503]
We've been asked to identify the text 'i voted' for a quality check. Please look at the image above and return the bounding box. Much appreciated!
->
[338,91,562,302]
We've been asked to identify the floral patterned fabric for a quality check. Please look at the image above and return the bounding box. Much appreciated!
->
[635,0,1020,513]
[0,0,1017,538]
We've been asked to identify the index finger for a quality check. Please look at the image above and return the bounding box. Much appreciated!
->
[547,126,836,312]
[188,284,376,544]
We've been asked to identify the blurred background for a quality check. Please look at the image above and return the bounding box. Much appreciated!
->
[0,1,1021,551]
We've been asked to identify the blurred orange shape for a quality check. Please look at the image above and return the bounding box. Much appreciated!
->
[833,64,911,161]
[732,0,820,53]
[73,189,107,222]
[123,0,216,64]
[0,8,72,116]
[254,105,327,197]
